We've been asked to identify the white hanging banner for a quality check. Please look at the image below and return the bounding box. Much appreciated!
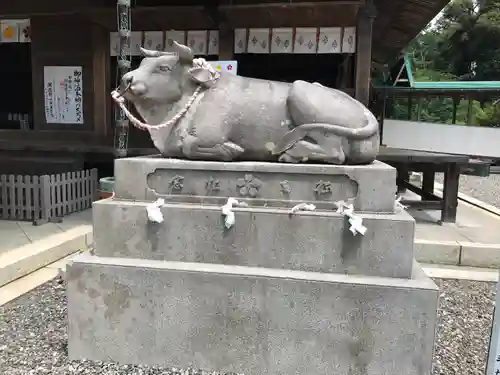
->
[1,20,20,43]
[110,32,120,56]
[165,30,186,52]
[143,31,164,51]
[293,28,318,54]
[247,28,270,54]
[318,27,342,54]
[208,61,238,75]
[43,66,84,124]
[18,19,30,43]
[208,30,219,55]
[187,30,208,55]
[342,27,356,53]
[271,28,293,54]
[129,31,142,56]
[234,28,247,54]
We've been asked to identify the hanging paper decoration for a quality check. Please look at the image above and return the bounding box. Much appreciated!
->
[18,19,30,43]
[317,28,342,54]
[187,30,208,55]
[234,28,247,54]
[165,30,186,52]
[208,30,219,55]
[110,32,120,56]
[293,28,318,54]
[271,28,293,54]
[143,31,164,51]
[247,28,270,54]
[1,20,20,43]
[128,31,143,56]
[342,27,356,53]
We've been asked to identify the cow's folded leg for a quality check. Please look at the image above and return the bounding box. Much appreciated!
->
[279,140,346,164]
[183,137,244,161]
[278,153,301,163]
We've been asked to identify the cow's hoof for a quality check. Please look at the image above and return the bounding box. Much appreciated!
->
[279,153,300,163]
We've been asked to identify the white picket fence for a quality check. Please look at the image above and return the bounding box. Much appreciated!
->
[0,169,99,224]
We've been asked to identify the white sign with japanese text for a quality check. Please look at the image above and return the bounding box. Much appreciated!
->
[43,66,84,124]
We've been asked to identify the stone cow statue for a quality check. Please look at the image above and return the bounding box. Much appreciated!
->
[113,42,379,165]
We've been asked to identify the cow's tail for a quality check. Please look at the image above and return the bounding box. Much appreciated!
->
[272,108,379,155]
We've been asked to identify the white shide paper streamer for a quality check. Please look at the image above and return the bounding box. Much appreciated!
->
[146,198,165,223]
[334,200,367,236]
[395,196,408,211]
[221,198,248,229]
[289,203,316,214]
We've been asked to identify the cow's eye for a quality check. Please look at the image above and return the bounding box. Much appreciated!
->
[158,65,171,73]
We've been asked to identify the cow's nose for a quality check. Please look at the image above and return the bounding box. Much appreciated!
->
[121,73,133,90]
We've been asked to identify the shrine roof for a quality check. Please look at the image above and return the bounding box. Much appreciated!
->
[372,0,451,64]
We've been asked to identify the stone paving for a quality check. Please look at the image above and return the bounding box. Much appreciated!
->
[0,210,92,256]
[0,277,493,375]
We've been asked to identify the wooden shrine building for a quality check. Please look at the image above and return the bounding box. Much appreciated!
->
[0,0,449,174]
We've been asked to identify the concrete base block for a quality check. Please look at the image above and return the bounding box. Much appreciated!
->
[68,254,438,375]
[93,200,415,278]
[113,157,397,213]
[460,242,500,268]
[0,226,90,287]
[414,239,461,266]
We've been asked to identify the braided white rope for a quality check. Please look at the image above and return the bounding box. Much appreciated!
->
[110,58,219,132]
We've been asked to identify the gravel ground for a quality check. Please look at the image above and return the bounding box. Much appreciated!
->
[0,277,496,375]
[436,173,500,209]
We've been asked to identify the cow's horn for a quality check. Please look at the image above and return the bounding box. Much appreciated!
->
[173,41,194,63]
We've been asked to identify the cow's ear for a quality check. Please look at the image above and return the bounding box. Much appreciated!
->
[188,67,215,86]
[173,41,194,63]
[140,47,158,57]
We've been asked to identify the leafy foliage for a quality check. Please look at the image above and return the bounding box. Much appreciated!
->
[388,0,500,127]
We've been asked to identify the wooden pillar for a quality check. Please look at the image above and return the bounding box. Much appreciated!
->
[466,96,474,125]
[355,1,376,106]
[92,23,110,137]
[416,97,422,121]
[452,96,458,124]
[218,22,234,60]
[380,90,387,145]
[407,93,413,120]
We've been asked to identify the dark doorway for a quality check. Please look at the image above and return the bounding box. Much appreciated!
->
[237,53,352,89]
[0,43,33,130]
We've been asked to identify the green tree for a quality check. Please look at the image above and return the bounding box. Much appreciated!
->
[475,103,500,126]
[395,0,500,127]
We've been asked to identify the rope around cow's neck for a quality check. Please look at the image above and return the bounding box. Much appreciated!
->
[110,58,219,132]
[111,86,202,131]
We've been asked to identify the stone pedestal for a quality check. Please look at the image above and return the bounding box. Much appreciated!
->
[67,157,438,375]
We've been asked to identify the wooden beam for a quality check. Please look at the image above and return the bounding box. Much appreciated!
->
[91,22,111,137]
[0,0,90,17]
[224,3,359,28]
[90,3,361,30]
[218,1,364,9]
[354,2,375,106]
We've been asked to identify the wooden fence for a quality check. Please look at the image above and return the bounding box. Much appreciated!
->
[0,169,99,225]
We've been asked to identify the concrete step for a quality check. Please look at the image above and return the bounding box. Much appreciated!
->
[93,199,416,278]
[0,252,82,306]
[67,254,438,374]
[0,225,92,288]
[114,157,397,213]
